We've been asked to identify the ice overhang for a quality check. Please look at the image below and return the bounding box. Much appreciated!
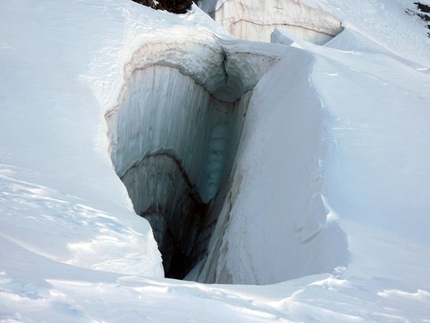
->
[111,34,281,107]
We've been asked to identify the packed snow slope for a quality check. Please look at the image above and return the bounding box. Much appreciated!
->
[1,0,430,322]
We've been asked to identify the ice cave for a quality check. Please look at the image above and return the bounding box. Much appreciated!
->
[105,0,348,282]
[105,38,281,278]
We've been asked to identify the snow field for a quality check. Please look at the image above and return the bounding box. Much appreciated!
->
[0,0,430,321]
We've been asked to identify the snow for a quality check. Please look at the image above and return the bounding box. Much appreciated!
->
[1,0,430,321]
[205,45,349,284]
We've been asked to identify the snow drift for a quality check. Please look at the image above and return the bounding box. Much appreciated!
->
[194,44,350,284]
[1,0,430,321]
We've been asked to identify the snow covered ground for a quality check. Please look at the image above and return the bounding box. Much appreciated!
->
[1,0,430,321]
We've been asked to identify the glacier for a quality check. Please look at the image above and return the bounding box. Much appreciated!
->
[1,0,430,321]
[105,35,282,277]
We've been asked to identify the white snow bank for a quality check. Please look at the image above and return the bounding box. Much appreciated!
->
[0,0,172,278]
[311,29,430,247]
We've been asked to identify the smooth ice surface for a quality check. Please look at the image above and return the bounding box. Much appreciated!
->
[1,0,430,321]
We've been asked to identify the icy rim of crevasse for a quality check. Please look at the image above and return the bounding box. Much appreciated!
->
[105,32,283,176]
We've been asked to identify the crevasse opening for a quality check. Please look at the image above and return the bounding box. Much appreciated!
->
[115,66,249,278]
[105,41,279,279]
[198,0,344,44]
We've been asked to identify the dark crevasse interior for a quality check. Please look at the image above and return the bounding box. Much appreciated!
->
[106,64,252,279]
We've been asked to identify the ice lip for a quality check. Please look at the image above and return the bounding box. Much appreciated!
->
[105,38,281,279]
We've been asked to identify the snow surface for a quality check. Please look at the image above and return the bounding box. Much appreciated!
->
[1,0,430,321]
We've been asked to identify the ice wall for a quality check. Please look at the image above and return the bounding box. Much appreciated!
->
[106,37,281,278]
[198,0,343,44]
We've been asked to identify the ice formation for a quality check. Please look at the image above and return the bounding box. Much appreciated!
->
[198,0,344,44]
[106,36,282,278]
[192,40,350,284]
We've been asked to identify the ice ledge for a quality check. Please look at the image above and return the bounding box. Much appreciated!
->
[199,0,343,44]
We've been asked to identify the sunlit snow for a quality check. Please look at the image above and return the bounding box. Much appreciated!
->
[1,0,429,321]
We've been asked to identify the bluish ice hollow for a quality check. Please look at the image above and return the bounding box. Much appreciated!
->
[107,65,249,278]
[105,40,278,278]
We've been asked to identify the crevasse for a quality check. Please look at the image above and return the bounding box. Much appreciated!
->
[106,0,346,282]
[105,36,281,278]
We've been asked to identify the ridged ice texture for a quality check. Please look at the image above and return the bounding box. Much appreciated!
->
[107,64,252,277]
[105,35,283,278]
[121,153,205,277]
[107,36,282,177]
[200,0,343,44]
[110,66,244,203]
[111,35,281,106]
